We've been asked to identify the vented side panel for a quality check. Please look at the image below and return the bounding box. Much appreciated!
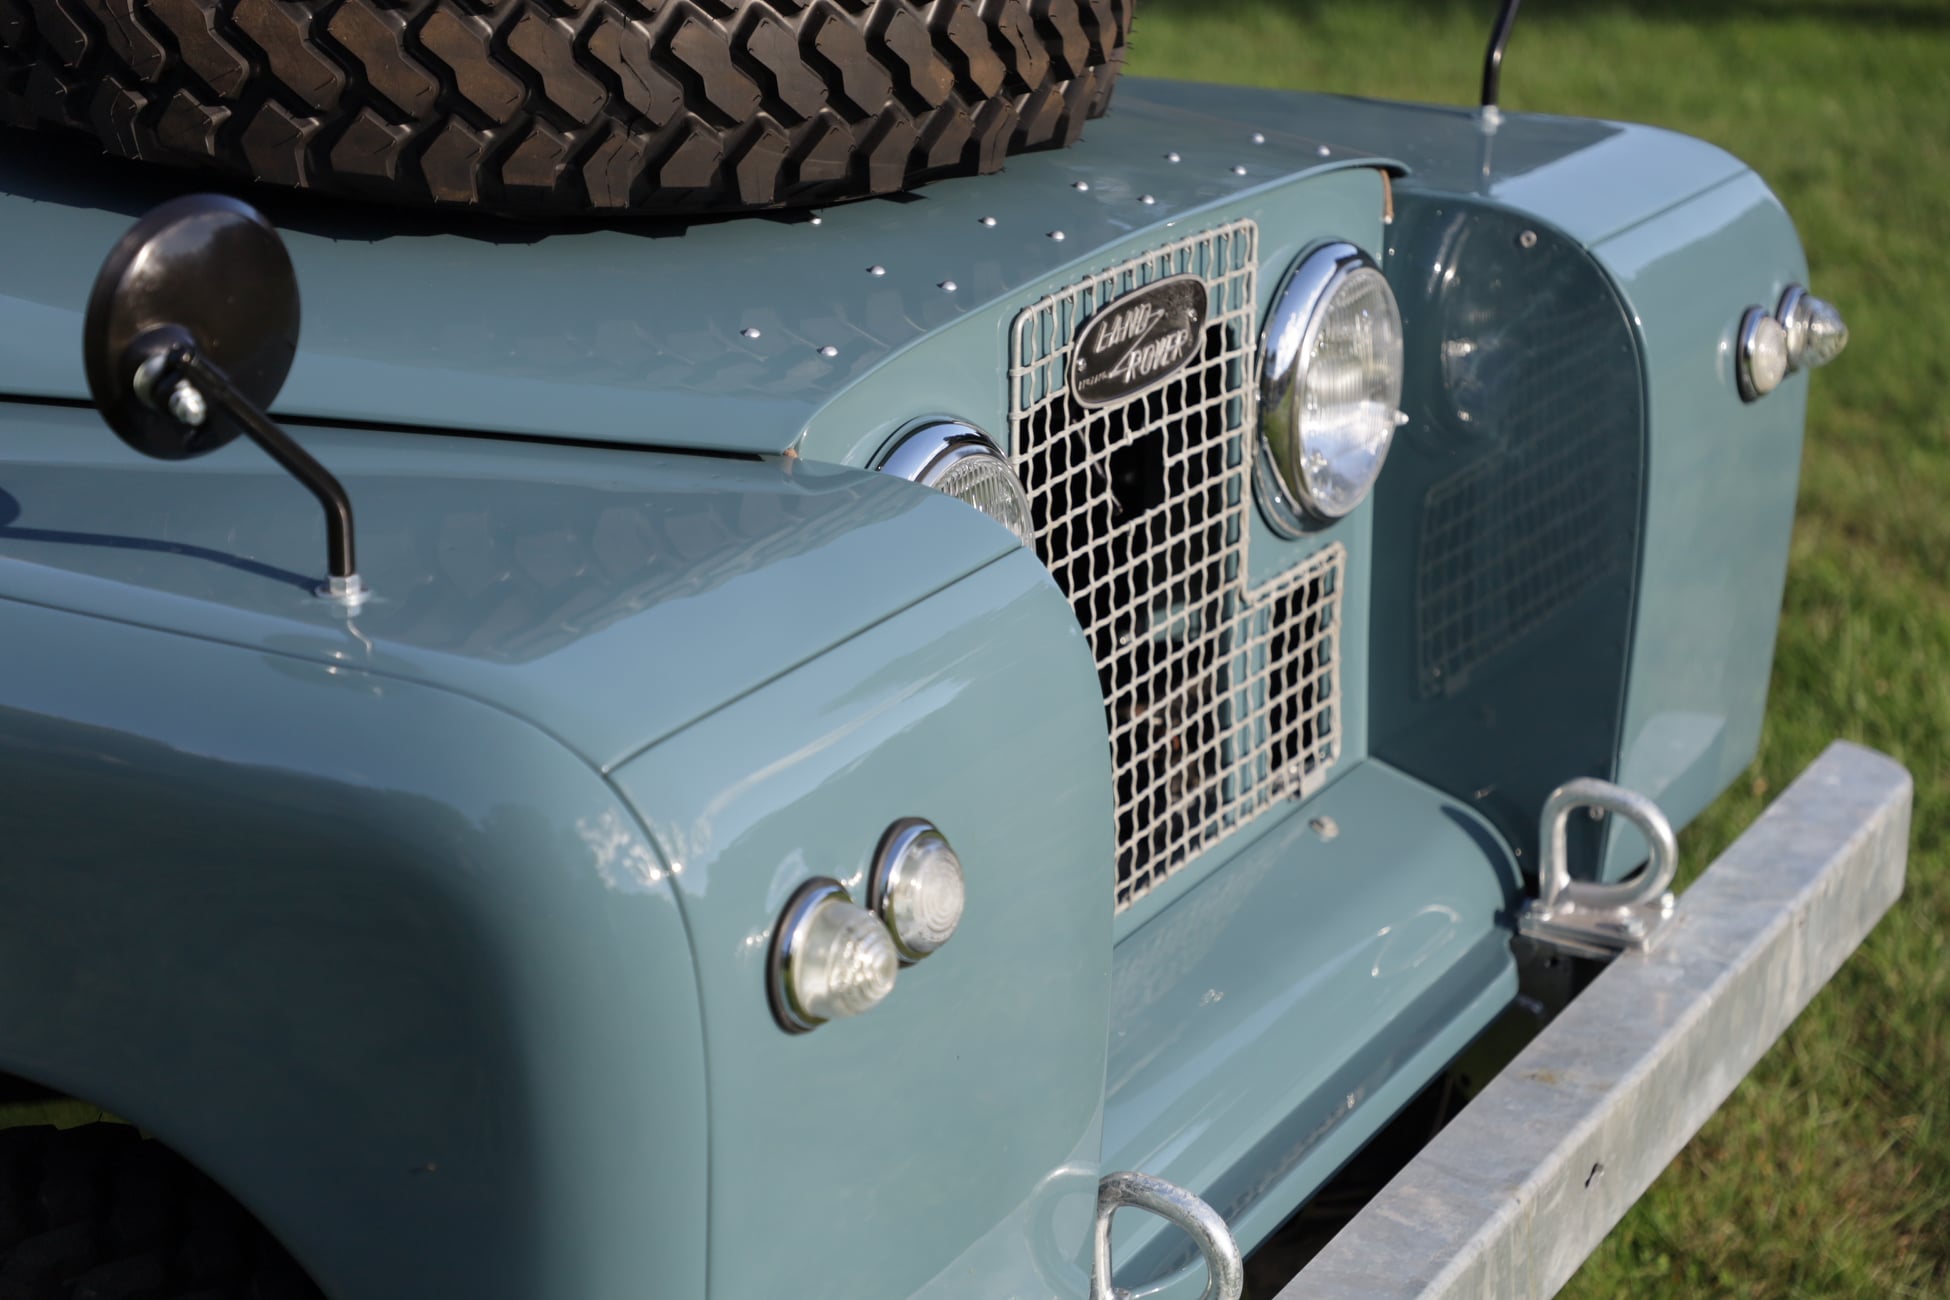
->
[1415,293,1636,698]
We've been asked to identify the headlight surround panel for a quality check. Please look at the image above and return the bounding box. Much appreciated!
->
[1256,242,1406,531]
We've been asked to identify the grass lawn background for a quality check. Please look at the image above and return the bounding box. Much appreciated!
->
[1127,1,1949,1294]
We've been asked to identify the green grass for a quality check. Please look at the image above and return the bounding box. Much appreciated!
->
[1126,1,1950,1294]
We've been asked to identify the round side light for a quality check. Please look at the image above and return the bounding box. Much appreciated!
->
[1776,284,1849,373]
[768,878,899,1034]
[877,420,1035,547]
[868,819,967,963]
[1737,307,1791,402]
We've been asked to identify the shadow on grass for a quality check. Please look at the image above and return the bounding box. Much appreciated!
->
[1134,0,1950,31]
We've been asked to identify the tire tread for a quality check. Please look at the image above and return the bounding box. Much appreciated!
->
[0,0,1136,213]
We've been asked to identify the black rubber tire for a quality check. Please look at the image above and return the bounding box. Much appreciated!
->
[0,1124,324,1300]
[0,0,1132,215]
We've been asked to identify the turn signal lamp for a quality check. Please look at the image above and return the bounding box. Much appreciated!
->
[1738,285,1847,403]
[1737,308,1791,401]
[769,879,899,1034]
[1777,285,1849,373]
[869,819,967,963]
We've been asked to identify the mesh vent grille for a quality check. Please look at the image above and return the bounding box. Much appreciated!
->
[1010,221,1344,911]
[1415,298,1636,696]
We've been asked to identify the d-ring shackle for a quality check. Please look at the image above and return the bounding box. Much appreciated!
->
[1520,777,1679,957]
[1536,778,1677,916]
[1090,1171,1243,1300]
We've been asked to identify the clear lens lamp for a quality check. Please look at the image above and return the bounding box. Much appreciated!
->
[869,819,967,963]
[1777,285,1849,373]
[769,879,899,1034]
[1737,307,1792,402]
[1257,243,1407,530]
[877,420,1035,547]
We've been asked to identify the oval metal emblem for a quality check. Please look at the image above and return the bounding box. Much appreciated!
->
[1071,275,1210,407]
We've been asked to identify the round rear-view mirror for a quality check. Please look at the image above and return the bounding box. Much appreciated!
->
[83,194,300,460]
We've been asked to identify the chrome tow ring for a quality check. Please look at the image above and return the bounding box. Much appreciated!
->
[1090,1171,1243,1300]
[1518,777,1678,958]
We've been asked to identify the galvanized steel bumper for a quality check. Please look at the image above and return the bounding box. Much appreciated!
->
[1280,740,1911,1300]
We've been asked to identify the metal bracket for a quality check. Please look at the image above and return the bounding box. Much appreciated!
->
[1518,778,1677,959]
[1091,1171,1243,1300]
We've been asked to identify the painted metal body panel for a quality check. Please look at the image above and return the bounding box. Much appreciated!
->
[1141,81,1749,247]
[0,407,1015,771]
[611,548,1116,1300]
[0,594,709,1300]
[1284,742,1911,1299]
[1591,174,1810,877]
[1103,760,1521,1298]
[0,81,1741,457]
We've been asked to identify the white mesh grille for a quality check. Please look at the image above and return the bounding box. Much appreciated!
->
[1009,221,1345,911]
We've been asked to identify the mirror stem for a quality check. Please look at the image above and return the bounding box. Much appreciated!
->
[143,341,362,596]
[1481,0,1523,113]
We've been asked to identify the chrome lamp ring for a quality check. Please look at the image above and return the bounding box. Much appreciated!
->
[1736,305,1789,403]
[1255,241,1390,535]
[767,877,850,1034]
[876,419,1007,486]
[1775,284,1809,366]
[867,817,963,964]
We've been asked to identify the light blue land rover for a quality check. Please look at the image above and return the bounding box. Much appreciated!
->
[0,1,1909,1297]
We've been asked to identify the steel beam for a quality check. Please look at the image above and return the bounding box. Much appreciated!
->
[1279,740,1912,1300]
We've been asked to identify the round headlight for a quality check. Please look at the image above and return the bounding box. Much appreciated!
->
[1257,243,1406,529]
[877,420,1035,547]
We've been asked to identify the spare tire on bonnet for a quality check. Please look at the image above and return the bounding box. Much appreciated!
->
[0,0,1132,214]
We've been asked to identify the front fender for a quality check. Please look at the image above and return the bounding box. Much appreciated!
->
[0,596,707,1300]
[613,547,1116,1300]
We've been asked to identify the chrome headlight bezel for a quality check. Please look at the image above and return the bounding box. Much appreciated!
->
[876,419,1035,548]
[1256,242,1406,534]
